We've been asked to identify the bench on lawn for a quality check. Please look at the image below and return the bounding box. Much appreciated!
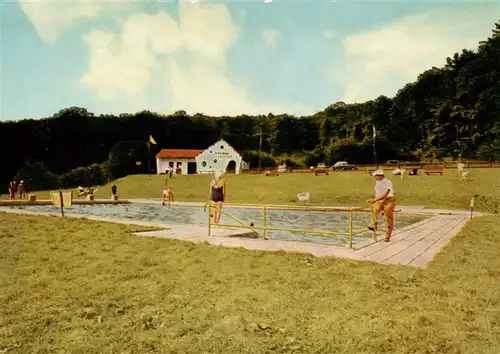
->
[424,167,444,175]
[368,168,419,176]
[265,169,279,176]
[314,168,329,176]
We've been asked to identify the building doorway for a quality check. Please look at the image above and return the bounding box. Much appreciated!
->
[187,162,197,174]
[226,160,237,174]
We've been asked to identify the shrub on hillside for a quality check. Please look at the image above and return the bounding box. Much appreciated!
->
[60,164,107,188]
[329,140,364,163]
[15,161,60,191]
[275,154,302,167]
[281,158,300,168]
[304,148,326,166]
[105,141,149,180]
[477,140,500,162]
[242,150,277,168]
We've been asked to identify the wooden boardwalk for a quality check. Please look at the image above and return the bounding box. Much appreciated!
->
[355,215,468,267]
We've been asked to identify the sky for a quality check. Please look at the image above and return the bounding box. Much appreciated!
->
[0,0,499,121]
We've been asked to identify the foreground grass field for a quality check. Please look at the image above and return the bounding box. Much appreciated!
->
[1,212,500,353]
[5,168,500,211]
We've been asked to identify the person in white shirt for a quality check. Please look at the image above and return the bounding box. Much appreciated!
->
[366,169,396,242]
[166,166,173,178]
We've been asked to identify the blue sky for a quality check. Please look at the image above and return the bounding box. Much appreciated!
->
[0,0,499,121]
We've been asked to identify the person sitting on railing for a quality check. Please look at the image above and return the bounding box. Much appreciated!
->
[209,171,226,224]
[77,186,86,197]
[77,186,97,197]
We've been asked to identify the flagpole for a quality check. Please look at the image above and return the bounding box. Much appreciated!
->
[148,141,151,178]
[258,128,263,172]
[372,124,378,169]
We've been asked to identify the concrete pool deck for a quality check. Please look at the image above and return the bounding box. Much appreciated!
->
[0,199,477,267]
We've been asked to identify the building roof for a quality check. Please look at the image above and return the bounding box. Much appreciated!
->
[156,149,204,159]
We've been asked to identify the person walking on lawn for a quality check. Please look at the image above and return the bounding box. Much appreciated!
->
[367,169,396,242]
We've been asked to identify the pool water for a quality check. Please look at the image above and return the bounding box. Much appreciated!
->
[2,204,428,247]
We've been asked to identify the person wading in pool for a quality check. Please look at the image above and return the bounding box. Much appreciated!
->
[209,171,226,225]
[366,169,396,242]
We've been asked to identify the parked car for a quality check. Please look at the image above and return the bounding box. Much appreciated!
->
[332,161,358,171]
[277,164,288,173]
[386,160,400,166]
[317,163,327,168]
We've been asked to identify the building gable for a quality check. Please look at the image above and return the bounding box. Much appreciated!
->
[195,139,242,172]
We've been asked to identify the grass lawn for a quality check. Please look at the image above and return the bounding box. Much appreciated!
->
[4,168,500,211]
[1,212,500,353]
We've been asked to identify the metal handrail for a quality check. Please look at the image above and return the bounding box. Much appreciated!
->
[208,202,367,212]
[204,201,376,249]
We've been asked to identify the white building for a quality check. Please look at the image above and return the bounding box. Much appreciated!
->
[196,140,246,175]
[155,149,203,175]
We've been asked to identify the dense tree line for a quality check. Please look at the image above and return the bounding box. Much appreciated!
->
[1,22,499,189]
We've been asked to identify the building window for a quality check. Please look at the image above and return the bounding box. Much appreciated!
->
[213,159,217,163]
[220,145,224,149]
[201,161,207,167]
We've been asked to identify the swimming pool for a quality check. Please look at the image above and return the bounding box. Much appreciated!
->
[1,203,428,247]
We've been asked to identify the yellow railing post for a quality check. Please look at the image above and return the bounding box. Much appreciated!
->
[348,210,353,249]
[207,203,212,236]
[263,207,267,239]
[370,204,377,242]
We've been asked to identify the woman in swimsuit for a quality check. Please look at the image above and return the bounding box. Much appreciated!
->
[209,171,226,225]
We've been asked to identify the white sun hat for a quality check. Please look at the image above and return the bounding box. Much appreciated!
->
[371,169,384,176]
[214,171,224,179]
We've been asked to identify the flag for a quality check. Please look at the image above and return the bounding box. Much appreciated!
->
[372,125,377,139]
[149,135,157,145]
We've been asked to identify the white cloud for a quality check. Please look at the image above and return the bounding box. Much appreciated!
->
[323,29,339,40]
[339,7,499,103]
[79,2,311,116]
[19,0,134,45]
[19,0,314,116]
[261,29,282,47]
[80,11,183,101]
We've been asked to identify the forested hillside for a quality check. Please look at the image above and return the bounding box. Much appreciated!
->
[1,22,499,188]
